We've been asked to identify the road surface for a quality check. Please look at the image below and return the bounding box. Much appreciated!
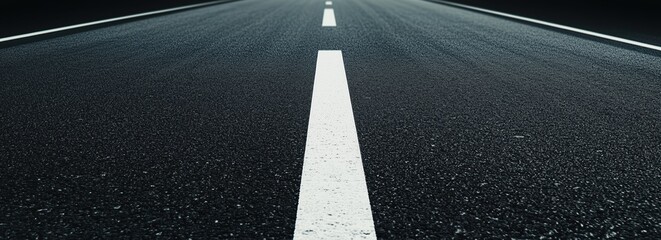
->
[1,0,660,238]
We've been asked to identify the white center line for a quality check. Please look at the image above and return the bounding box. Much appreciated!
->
[325,1,333,6]
[294,51,376,240]
[322,8,337,27]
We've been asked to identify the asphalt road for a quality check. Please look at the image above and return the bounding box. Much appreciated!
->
[1,0,660,238]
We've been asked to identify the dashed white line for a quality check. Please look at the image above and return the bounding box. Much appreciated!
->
[294,50,376,240]
[325,1,333,6]
[322,8,337,27]
[0,0,232,43]
[431,0,661,52]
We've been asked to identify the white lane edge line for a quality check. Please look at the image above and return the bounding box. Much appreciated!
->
[293,50,376,240]
[0,0,232,43]
[322,8,337,27]
[325,1,333,6]
[430,0,661,52]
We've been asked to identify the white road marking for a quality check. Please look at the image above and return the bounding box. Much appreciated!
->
[294,51,376,240]
[325,1,333,6]
[322,9,337,27]
[0,0,231,43]
[431,0,661,52]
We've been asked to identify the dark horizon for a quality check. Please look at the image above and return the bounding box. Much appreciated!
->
[1,0,660,46]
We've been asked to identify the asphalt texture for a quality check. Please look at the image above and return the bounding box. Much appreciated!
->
[1,0,660,238]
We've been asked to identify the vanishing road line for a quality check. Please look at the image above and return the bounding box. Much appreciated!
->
[430,0,661,52]
[322,8,337,27]
[0,0,232,43]
[293,51,376,240]
[325,1,333,6]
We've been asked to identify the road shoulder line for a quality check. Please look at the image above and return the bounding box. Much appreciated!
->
[0,0,234,43]
[427,0,661,52]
